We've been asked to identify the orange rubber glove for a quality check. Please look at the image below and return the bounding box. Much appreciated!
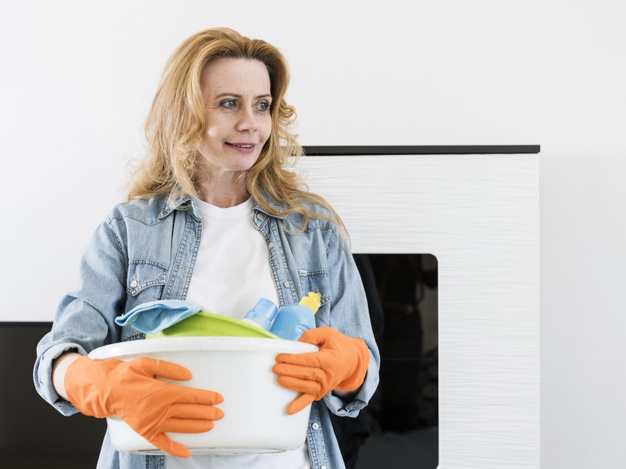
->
[65,356,224,458]
[273,327,370,415]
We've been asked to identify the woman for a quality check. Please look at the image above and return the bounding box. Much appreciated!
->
[34,27,379,469]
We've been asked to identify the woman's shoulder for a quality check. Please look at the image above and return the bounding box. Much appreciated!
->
[255,189,346,241]
[106,194,172,225]
[283,203,344,244]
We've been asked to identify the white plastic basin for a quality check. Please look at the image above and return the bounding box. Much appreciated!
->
[88,337,317,455]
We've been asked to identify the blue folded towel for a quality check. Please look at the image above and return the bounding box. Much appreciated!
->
[115,300,205,333]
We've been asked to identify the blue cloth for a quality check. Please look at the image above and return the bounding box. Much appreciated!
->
[114,300,204,333]
[34,190,380,469]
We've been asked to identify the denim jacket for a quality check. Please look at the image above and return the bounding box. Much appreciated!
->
[34,191,380,469]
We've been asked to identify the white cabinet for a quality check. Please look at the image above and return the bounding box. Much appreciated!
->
[297,152,539,468]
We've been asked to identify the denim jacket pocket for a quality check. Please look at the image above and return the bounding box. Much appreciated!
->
[126,261,167,302]
[298,268,331,323]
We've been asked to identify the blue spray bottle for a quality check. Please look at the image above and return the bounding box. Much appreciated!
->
[269,292,321,340]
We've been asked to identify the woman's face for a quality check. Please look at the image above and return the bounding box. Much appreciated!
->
[197,58,272,182]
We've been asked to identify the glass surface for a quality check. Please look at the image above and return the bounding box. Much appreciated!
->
[333,253,439,469]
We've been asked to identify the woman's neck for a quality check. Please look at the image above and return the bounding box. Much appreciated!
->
[195,173,249,208]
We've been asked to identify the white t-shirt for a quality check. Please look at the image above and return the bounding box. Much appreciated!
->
[184,197,279,317]
[165,197,310,469]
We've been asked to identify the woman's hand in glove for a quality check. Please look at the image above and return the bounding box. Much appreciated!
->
[64,356,224,458]
[273,327,370,415]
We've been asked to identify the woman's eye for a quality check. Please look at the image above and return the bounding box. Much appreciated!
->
[221,100,236,109]
[257,101,271,112]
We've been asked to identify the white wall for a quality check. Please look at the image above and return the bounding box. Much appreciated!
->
[1,0,625,467]
[536,3,626,468]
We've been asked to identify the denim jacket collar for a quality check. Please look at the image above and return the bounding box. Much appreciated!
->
[157,188,193,220]
[157,187,287,221]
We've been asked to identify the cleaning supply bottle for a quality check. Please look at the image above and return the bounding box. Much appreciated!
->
[269,292,321,340]
[241,298,279,331]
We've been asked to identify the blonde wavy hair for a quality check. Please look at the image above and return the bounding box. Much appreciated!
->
[128,27,345,236]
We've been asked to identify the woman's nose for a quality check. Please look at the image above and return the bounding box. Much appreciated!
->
[235,107,258,132]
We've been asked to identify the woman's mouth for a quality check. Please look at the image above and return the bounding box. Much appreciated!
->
[226,142,256,153]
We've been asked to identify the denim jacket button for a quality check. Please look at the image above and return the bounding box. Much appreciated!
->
[268,242,275,249]
[283,281,290,288]
[320,465,327,469]
[256,213,264,220]
[311,422,319,430]
[130,280,138,288]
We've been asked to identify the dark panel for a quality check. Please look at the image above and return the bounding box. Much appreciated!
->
[0,323,105,465]
[302,145,540,156]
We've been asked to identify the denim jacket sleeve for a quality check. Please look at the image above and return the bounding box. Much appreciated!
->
[270,208,381,418]
[33,211,128,415]
[317,225,380,417]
